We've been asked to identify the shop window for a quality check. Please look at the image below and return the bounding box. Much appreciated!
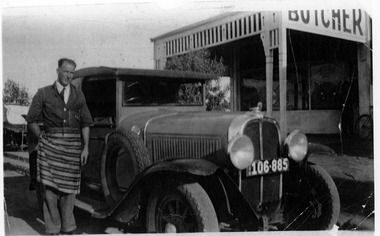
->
[286,62,309,110]
[310,61,349,110]
[237,30,357,112]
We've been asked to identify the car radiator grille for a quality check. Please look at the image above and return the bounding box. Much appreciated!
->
[151,135,221,162]
[242,119,281,214]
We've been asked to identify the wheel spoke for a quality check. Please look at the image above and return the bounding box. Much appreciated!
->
[159,199,191,231]
[147,183,219,232]
[161,213,171,223]
[175,199,181,215]
[167,202,176,215]
[182,205,190,218]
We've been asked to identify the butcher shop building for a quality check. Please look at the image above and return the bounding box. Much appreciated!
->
[151,9,372,136]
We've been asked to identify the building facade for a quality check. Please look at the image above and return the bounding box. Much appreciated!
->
[151,10,372,136]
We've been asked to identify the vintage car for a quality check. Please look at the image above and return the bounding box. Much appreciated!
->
[66,67,339,232]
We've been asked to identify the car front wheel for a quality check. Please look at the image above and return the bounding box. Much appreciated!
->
[146,182,219,233]
[286,164,340,230]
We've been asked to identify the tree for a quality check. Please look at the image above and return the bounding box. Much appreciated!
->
[3,79,30,106]
[165,49,230,111]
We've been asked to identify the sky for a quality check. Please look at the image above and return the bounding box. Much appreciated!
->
[1,0,375,97]
[2,1,223,96]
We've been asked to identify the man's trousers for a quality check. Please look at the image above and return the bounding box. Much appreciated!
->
[41,185,77,234]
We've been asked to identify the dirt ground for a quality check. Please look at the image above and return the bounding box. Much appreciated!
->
[307,133,374,230]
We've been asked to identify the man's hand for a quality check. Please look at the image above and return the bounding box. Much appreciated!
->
[81,127,90,166]
[28,122,41,138]
[81,146,89,166]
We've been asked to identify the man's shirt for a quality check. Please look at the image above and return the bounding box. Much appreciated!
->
[55,80,70,104]
[26,82,93,129]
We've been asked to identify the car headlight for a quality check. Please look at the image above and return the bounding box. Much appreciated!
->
[228,135,254,170]
[284,130,308,162]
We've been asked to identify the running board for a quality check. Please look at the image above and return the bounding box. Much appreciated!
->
[75,195,110,219]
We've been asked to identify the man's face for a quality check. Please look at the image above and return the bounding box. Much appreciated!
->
[57,61,76,87]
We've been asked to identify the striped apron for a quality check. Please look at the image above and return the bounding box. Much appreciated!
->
[37,128,82,194]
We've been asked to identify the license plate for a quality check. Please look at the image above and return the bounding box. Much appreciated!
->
[246,158,289,176]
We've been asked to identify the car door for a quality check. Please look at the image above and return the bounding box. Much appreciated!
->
[80,76,117,189]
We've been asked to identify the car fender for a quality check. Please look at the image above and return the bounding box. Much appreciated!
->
[109,158,218,223]
[111,158,259,228]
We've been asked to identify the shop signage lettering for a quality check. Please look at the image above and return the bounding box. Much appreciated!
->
[288,9,363,36]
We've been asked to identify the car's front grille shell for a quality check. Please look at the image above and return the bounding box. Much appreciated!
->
[242,119,282,214]
[150,135,221,162]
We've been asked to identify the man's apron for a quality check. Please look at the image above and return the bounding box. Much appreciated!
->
[37,128,82,194]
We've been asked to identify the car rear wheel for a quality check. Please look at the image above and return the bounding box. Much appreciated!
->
[101,131,151,206]
[286,164,340,230]
[146,182,219,233]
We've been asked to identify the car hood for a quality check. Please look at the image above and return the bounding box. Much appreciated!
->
[117,109,264,142]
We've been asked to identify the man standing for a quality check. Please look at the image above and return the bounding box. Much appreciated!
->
[26,58,93,235]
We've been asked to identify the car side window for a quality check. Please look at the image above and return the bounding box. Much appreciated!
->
[82,77,116,125]
[122,78,203,106]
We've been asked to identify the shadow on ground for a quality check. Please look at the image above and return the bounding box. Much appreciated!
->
[4,163,45,235]
[334,177,374,230]
[3,163,123,235]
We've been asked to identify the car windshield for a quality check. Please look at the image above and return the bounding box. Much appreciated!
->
[122,78,203,106]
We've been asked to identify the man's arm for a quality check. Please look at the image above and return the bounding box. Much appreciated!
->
[28,122,41,138]
[26,89,43,139]
[78,91,93,166]
[81,126,90,165]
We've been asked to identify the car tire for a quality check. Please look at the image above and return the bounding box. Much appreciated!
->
[287,164,340,230]
[101,131,151,207]
[146,182,219,233]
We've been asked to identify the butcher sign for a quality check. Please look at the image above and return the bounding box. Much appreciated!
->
[286,9,370,43]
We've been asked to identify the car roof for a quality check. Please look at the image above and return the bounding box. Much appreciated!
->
[73,67,218,81]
